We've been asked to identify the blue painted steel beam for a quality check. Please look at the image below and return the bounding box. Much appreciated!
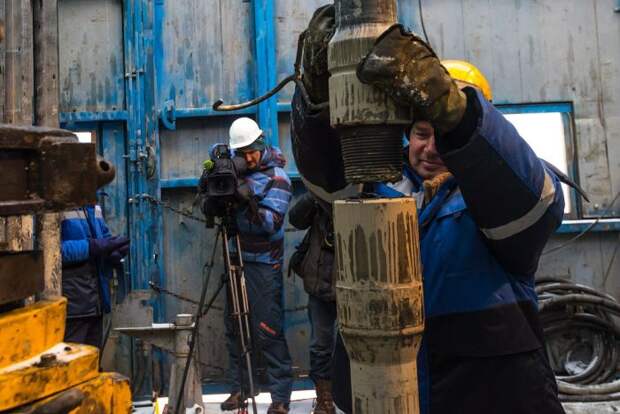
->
[174,106,256,119]
[277,102,291,113]
[161,177,199,189]
[252,0,279,147]
[124,0,165,315]
[59,111,129,123]
[496,102,573,114]
[557,219,620,234]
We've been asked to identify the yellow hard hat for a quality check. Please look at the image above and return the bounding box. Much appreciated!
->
[442,60,493,101]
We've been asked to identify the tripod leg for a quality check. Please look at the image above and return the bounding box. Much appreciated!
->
[234,234,259,414]
[223,229,258,414]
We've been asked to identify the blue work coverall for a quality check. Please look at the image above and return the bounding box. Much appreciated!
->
[292,86,567,414]
[60,205,114,347]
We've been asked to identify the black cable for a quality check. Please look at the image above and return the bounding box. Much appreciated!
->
[537,279,620,401]
[212,74,296,112]
[418,0,431,45]
[212,30,328,113]
[542,191,620,256]
[174,227,221,414]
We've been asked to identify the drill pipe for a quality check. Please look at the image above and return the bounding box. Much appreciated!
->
[334,198,423,414]
[327,0,411,184]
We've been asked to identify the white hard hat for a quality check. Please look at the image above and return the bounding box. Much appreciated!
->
[229,117,263,149]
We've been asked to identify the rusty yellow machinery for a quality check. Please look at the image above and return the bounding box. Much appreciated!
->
[0,125,132,413]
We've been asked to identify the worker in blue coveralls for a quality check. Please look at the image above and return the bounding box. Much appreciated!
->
[291,6,566,414]
[220,117,294,414]
[61,204,129,349]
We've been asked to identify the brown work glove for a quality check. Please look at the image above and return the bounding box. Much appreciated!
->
[300,4,335,105]
[357,24,466,135]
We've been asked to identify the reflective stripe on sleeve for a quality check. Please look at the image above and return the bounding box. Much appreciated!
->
[481,171,556,240]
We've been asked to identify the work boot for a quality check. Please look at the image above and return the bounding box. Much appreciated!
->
[313,379,336,414]
[267,402,290,414]
[220,392,247,411]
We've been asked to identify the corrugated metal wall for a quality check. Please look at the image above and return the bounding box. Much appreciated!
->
[54,0,620,389]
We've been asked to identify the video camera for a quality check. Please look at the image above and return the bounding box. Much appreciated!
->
[198,144,247,228]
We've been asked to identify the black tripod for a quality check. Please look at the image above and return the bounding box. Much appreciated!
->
[175,219,258,414]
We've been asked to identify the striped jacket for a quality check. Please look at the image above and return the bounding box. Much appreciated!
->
[61,205,114,316]
[234,146,292,265]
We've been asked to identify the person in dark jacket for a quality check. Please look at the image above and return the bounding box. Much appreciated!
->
[291,7,566,414]
[289,192,337,414]
[219,117,294,414]
[61,205,129,349]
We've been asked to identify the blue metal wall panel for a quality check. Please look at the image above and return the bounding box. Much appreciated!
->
[253,0,279,146]
[58,0,125,113]
[157,0,254,110]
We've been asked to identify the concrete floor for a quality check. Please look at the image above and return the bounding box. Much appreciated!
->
[140,391,345,414]
[562,402,620,413]
[135,394,620,414]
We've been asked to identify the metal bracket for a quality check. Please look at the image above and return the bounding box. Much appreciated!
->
[116,314,204,413]
[160,99,177,130]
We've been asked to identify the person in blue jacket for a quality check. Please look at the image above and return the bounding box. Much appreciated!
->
[292,9,566,414]
[61,204,129,349]
[218,117,294,414]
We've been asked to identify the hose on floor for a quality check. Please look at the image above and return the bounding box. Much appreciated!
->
[537,277,620,402]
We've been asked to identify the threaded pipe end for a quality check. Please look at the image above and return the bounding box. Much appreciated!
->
[339,125,403,184]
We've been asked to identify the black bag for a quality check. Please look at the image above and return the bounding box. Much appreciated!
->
[288,229,312,278]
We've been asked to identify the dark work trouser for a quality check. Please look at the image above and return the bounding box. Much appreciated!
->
[225,261,293,404]
[332,339,565,414]
[64,316,103,349]
[307,295,337,383]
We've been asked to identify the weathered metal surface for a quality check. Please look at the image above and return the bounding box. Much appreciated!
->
[410,0,619,217]
[0,252,44,304]
[158,0,253,109]
[33,0,59,127]
[0,342,99,411]
[117,314,204,413]
[102,290,153,376]
[4,0,33,125]
[58,0,124,113]
[0,3,6,119]
[538,232,620,302]
[68,373,132,414]
[274,0,332,103]
[11,372,133,414]
[38,213,62,298]
[0,215,34,251]
[0,124,111,215]
[0,298,66,369]
[334,198,423,414]
[328,0,409,183]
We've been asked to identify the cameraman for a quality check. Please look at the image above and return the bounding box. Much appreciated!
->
[220,117,294,414]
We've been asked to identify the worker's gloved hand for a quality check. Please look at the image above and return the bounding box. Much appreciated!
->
[235,182,255,207]
[88,236,130,259]
[107,243,130,266]
[300,4,335,105]
[356,24,467,135]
